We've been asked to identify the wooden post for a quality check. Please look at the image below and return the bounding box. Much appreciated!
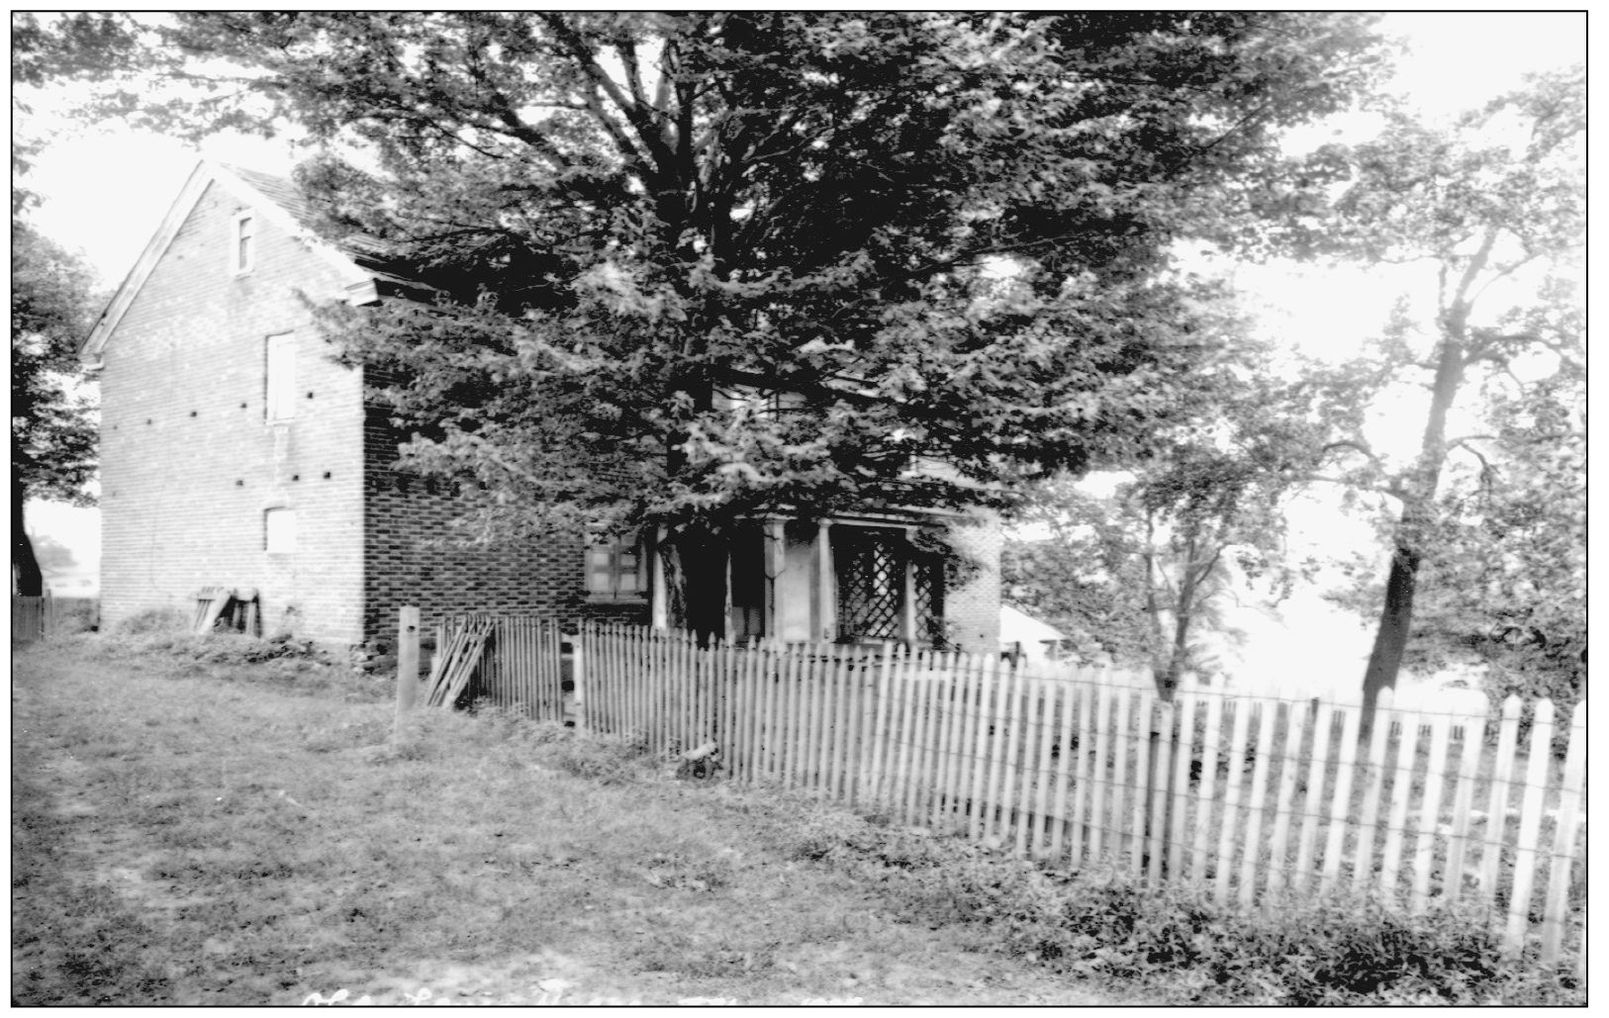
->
[650,528,669,630]
[395,605,420,738]
[571,633,588,732]
[815,521,834,641]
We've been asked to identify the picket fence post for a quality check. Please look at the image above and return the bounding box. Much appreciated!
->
[1539,699,1586,963]
[394,605,420,739]
[1504,700,1556,953]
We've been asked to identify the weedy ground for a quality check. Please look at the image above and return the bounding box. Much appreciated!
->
[11,631,1582,1005]
[11,633,1113,1005]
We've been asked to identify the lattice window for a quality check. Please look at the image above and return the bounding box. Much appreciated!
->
[834,528,907,642]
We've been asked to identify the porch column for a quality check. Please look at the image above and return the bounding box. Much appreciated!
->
[650,526,669,630]
[815,520,835,642]
[765,519,785,640]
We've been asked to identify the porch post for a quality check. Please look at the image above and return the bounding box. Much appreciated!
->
[765,519,785,641]
[902,526,918,643]
[816,520,835,642]
[650,526,669,630]
[723,549,734,643]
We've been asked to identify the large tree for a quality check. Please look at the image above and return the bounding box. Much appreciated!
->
[11,220,98,595]
[1296,68,1584,711]
[41,12,1384,631]
[11,16,113,594]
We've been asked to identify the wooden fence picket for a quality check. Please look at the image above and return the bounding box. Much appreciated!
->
[868,643,893,805]
[1129,685,1157,878]
[1144,697,1174,887]
[1087,680,1115,862]
[1034,675,1059,853]
[1479,697,1524,906]
[1107,685,1133,865]
[1050,677,1076,862]
[778,641,795,784]
[1191,693,1226,882]
[1166,691,1198,880]
[1320,698,1363,893]
[1292,698,1335,896]
[1264,699,1310,906]
[1239,698,1277,903]
[886,650,912,820]
[967,657,996,841]
[1504,700,1556,953]
[978,665,1007,843]
[1351,689,1397,893]
[1410,711,1454,912]
[1540,700,1586,963]
[836,648,857,804]
[916,652,942,824]
[1378,705,1424,904]
[1213,695,1252,903]
[935,652,965,828]
[1010,674,1036,855]
[1072,677,1097,869]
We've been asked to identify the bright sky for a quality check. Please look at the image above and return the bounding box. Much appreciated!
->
[16,13,1584,631]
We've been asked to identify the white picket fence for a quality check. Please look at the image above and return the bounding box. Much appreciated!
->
[575,623,1585,967]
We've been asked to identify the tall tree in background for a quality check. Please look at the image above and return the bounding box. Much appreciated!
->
[1300,68,1584,712]
[11,221,99,596]
[28,12,1384,633]
[1005,328,1324,694]
[11,13,115,594]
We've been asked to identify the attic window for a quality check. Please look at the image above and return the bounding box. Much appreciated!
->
[233,212,256,274]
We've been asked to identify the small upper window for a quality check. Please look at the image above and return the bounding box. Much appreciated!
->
[585,530,648,601]
[233,211,255,274]
[265,333,296,421]
[265,507,296,554]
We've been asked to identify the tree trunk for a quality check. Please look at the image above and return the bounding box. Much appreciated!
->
[12,484,43,597]
[1361,323,1468,717]
[1361,536,1423,715]
[665,525,729,647]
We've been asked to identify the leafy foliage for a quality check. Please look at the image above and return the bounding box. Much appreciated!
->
[1004,327,1328,687]
[11,219,99,595]
[11,223,98,504]
[54,14,1382,543]
[775,813,1581,1005]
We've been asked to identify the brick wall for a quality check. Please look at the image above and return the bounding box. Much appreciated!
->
[359,405,650,643]
[99,181,367,643]
[944,513,1003,653]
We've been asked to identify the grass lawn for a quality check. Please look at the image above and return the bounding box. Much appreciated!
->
[11,637,1124,1006]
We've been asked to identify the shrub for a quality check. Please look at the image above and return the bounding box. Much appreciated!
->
[768,803,1582,1005]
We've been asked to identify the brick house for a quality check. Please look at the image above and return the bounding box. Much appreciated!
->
[81,160,1001,651]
